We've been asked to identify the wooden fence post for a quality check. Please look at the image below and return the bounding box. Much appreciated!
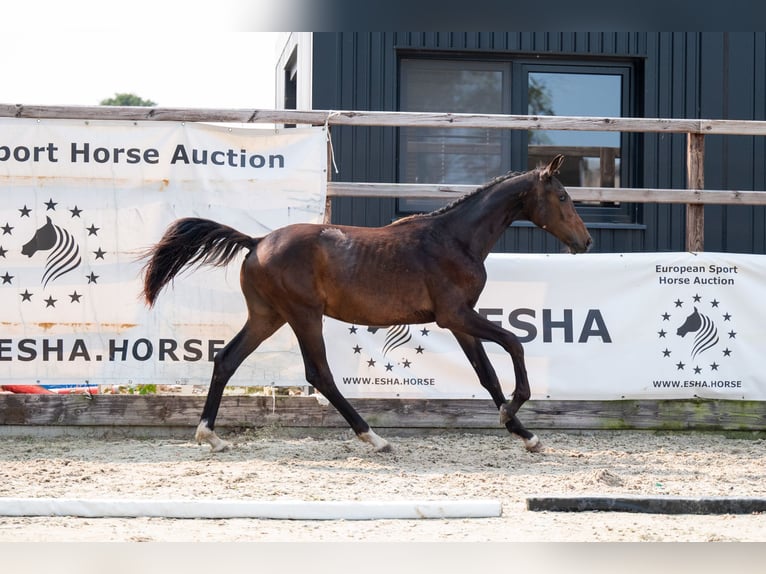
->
[686,133,705,252]
[324,127,334,224]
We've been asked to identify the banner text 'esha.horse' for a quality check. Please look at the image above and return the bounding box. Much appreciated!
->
[141,155,592,454]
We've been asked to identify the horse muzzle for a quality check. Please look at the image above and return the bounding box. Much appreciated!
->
[566,234,593,254]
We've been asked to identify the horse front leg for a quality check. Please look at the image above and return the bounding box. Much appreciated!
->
[451,331,541,452]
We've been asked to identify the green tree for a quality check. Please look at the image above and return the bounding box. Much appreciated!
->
[528,77,554,145]
[99,93,157,106]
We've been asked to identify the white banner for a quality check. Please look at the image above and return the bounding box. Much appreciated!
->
[325,252,766,401]
[3,119,764,401]
[0,119,326,387]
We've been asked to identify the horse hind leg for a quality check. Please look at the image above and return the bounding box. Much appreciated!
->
[196,315,284,452]
[292,316,391,453]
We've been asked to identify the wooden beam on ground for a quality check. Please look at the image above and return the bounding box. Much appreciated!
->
[1,395,764,433]
[0,497,502,520]
[526,495,766,515]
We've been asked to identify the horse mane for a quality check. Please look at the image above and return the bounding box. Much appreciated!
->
[391,169,530,225]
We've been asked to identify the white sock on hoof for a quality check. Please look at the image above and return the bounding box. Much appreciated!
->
[359,429,391,452]
[523,434,541,452]
[195,421,232,453]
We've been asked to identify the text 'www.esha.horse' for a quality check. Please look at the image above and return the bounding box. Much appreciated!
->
[141,155,592,454]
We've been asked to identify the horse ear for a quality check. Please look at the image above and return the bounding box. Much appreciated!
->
[541,154,565,179]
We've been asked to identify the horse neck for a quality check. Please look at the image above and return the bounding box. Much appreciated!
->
[436,173,533,259]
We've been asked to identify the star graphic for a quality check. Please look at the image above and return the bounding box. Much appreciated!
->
[18,205,31,217]
[661,312,670,321]
[385,363,393,372]
[45,296,57,308]
[20,289,32,302]
[722,312,731,321]
[420,328,430,336]
[70,206,83,217]
[367,358,376,367]
[415,346,424,354]
[93,248,106,259]
[45,198,57,210]
[658,329,667,338]
[1,223,12,235]
[711,299,720,308]
[352,345,362,354]
[710,362,719,371]
[69,291,82,303]
[402,359,412,368]
[676,361,685,370]
[0,246,6,258]
[348,325,358,334]
[674,299,683,308]
[86,272,99,284]
[662,348,671,357]
[722,348,732,357]
[692,294,702,302]
[1,272,13,284]
[86,224,100,236]
[728,330,737,339]
[694,366,702,374]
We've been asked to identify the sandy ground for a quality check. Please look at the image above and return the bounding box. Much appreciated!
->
[0,428,764,542]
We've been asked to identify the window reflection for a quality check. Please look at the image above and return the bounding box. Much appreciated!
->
[528,72,622,193]
[397,59,633,222]
[400,61,509,192]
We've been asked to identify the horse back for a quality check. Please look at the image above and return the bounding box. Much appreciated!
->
[244,222,451,325]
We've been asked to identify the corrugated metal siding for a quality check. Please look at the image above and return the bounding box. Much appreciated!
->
[312,32,766,254]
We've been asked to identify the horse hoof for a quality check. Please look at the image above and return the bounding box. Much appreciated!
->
[210,440,232,453]
[359,429,391,452]
[524,435,543,453]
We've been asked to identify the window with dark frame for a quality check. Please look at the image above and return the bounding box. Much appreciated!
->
[398,56,638,225]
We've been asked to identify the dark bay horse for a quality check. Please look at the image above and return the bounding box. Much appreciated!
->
[141,155,592,454]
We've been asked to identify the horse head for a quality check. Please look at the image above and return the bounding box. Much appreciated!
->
[676,307,702,337]
[21,216,58,257]
[523,155,592,254]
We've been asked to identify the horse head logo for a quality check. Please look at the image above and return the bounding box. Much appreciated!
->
[21,216,82,287]
[676,307,719,359]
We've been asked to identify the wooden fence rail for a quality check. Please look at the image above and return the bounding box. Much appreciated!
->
[1,104,765,435]
[5,104,765,250]
[5,104,766,135]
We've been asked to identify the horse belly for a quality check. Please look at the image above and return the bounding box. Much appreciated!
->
[323,274,433,326]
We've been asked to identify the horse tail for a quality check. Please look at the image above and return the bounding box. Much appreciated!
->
[141,217,258,307]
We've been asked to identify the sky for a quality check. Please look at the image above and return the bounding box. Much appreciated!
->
[0,32,282,110]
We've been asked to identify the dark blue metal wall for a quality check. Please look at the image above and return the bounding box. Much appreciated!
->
[312,32,766,254]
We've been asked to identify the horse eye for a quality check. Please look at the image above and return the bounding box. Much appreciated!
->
[559,194,567,202]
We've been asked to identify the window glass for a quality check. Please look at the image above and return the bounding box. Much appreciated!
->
[528,72,622,193]
[399,60,510,213]
[398,58,635,223]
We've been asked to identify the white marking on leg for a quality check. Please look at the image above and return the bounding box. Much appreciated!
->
[499,403,511,425]
[523,434,542,452]
[195,420,232,453]
[358,429,391,452]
